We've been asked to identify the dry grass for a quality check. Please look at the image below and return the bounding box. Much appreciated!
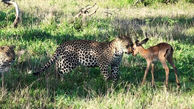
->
[1,0,193,21]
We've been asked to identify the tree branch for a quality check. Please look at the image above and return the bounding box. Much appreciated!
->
[74,3,98,20]
[2,0,20,27]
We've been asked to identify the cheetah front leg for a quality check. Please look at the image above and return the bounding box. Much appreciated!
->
[111,65,119,82]
[99,63,111,81]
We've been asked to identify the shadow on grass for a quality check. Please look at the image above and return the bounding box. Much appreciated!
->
[0,14,194,99]
[1,51,193,99]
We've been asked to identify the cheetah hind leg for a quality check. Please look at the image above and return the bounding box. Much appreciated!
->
[55,59,77,82]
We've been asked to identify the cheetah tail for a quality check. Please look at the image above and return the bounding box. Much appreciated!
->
[33,52,58,76]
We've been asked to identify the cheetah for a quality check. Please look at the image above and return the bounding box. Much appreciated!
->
[33,36,133,81]
[0,45,15,88]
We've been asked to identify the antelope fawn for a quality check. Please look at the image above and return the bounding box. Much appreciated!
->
[132,38,180,88]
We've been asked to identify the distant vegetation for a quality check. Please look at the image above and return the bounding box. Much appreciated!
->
[0,0,194,108]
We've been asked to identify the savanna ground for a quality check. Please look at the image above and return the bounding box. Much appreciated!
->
[0,0,194,108]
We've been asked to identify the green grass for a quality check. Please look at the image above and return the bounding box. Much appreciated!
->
[0,0,194,108]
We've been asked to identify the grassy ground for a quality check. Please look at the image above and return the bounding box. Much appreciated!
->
[0,0,194,108]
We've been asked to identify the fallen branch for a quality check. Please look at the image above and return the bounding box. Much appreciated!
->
[74,3,98,21]
[134,0,144,5]
[2,0,20,27]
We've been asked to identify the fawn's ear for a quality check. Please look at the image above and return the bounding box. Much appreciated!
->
[140,38,149,45]
[135,40,140,46]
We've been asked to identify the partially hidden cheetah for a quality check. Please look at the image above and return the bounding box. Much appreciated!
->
[0,46,15,73]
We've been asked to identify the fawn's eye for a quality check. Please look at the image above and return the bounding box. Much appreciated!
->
[126,44,130,48]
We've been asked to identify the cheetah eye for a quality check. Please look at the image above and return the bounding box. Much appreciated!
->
[0,47,4,50]
[126,44,130,48]
[6,52,10,57]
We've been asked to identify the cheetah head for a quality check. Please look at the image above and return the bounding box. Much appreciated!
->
[0,45,16,72]
[114,36,133,54]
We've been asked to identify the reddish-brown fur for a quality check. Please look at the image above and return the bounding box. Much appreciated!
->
[132,38,180,88]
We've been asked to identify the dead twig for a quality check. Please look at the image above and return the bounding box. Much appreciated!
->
[134,0,144,5]
[73,3,98,22]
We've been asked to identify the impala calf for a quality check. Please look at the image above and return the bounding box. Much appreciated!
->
[132,38,180,88]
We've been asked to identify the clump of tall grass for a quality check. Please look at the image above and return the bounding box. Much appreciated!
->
[1,83,194,109]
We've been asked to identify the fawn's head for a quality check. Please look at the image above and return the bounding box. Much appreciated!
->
[132,38,149,56]
[113,36,133,54]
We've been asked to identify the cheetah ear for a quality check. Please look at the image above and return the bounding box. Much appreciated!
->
[118,35,125,39]
[16,49,25,57]
[0,46,5,50]
[9,45,16,50]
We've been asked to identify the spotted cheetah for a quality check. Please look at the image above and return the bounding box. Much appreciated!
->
[0,46,15,73]
[33,36,133,81]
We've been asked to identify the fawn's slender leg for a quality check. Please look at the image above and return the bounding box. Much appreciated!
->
[167,56,181,88]
[160,58,169,88]
[142,60,151,85]
[151,63,155,87]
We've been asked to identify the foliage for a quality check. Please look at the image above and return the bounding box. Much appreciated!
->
[0,0,194,108]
